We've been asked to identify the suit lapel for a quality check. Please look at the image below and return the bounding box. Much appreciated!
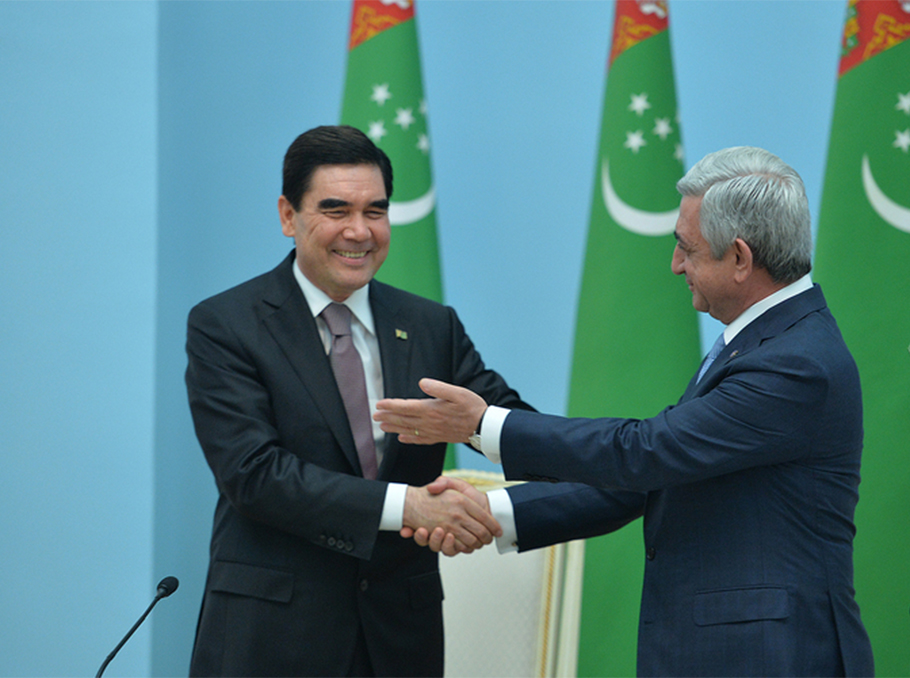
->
[259,253,362,474]
[370,282,414,478]
[683,284,827,401]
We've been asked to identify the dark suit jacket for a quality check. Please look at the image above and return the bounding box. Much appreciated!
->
[503,284,874,677]
[185,251,530,677]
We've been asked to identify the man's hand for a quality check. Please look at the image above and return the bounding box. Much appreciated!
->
[401,476,491,556]
[374,378,487,445]
[403,477,500,557]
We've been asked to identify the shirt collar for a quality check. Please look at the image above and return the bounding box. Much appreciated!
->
[723,273,813,344]
[291,259,376,336]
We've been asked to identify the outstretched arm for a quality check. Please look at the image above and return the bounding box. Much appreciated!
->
[375,378,487,445]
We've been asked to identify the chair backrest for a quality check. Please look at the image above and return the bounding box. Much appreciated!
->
[439,469,584,678]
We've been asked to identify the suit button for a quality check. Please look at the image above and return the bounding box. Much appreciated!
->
[360,579,368,592]
[328,537,336,547]
[345,541,354,551]
[646,547,656,561]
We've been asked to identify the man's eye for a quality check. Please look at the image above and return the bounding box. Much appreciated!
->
[366,210,388,219]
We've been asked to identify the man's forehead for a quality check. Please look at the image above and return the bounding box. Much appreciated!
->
[312,162,381,180]
[306,163,386,198]
[674,197,705,244]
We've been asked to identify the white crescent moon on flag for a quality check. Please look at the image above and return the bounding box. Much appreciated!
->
[861,154,910,234]
[389,186,436,226]
[601,157,678,236]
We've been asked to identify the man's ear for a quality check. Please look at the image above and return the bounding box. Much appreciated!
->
[278,195,296,237]
[732,237,754,283]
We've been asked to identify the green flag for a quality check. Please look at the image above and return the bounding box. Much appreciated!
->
[813,2,910,673]
[341,0,455,468]
[569,2,700,675]
[341,0,442,303]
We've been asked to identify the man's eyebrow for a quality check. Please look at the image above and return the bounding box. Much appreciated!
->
[318,198,350,210]
[316,198,389,210]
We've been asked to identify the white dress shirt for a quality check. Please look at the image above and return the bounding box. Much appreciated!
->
[483,274,814,553]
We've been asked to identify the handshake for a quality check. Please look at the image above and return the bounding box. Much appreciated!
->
[403,476,500,557]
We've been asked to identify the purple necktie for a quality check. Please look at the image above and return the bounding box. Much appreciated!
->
[321,303,378,480]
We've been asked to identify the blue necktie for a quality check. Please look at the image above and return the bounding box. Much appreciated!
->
[696,333,726,384]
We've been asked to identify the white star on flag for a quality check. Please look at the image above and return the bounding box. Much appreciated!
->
[371,83,392,106]
[896,91,910,115]
[894,128,910,153]
[624,130,647,153]
[674,143,685,162]
[652,117,672,140]
[367,121,387,142]
[395,108,416,130]
[628,93,651,117]
[419,99,428,116]
[417,134,430,154]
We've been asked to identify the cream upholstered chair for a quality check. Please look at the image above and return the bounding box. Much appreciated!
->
[438,470,585,678]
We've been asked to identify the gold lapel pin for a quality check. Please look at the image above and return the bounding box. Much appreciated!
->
[395,329,408,340]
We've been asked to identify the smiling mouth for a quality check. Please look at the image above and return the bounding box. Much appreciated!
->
[336,250,368,259]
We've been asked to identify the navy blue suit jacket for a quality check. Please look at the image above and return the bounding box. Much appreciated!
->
[185,251,531,677]
[504,284,873,677]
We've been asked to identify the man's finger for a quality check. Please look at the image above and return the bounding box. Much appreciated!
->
[457,491,502,538]
[425,476,450,494]
[417,378,462,401]
[427,527,446,552]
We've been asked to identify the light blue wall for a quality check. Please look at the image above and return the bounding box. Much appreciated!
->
[0,2,158,676]
[1,1,846,676]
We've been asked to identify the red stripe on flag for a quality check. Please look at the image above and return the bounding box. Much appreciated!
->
[838,0,910,76]
[609,0,669,67]
[348,0,415,52]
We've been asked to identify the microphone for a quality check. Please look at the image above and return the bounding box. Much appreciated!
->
[95,576,179,678]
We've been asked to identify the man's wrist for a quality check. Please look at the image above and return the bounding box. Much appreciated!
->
[467,407,487,451]
[476,405,509,464]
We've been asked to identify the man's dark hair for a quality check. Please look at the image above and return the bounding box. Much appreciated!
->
[282,125,394,210]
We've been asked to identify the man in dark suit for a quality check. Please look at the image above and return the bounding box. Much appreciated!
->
[375,147,875,676]
[185,125,531,677]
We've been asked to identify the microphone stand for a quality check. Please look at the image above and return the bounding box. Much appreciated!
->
[96,578,177,678]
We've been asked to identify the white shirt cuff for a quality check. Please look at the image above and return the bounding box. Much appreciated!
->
[480,405,510,464]
[379,482,408,531]
[487,488,519,553]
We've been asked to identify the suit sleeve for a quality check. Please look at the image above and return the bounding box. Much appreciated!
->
[500,348,840,492]
[506,481,645,552]
[186,301,387,560]
[439,306,647,552]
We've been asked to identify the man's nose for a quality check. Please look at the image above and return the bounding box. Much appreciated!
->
[671,245,684,275]
[344,215,371,239]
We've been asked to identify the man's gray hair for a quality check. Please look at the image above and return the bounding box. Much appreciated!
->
[676,146,812,283]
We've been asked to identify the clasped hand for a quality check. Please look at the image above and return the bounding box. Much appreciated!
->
[381,379,495,556]
[405,476,498,557]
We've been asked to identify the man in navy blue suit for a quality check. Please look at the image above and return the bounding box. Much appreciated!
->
[375,147,874,677]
